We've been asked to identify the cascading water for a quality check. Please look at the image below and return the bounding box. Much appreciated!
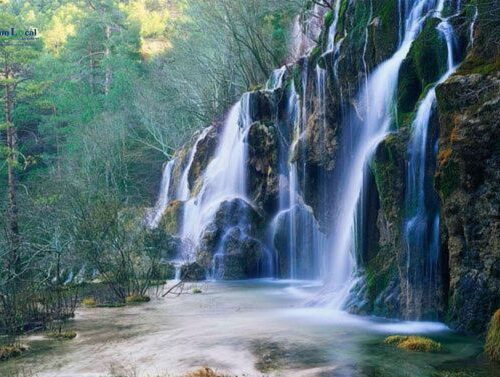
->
[180,96,252,259]
[403,2,458,318]
[326,0,439,308]
[177,127,212,201]
[147,159,175,229]
[265,66,287,91]
[326,0,341,52]
[270,63,327,280]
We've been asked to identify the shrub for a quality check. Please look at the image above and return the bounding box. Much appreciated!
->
[46,330,77,340]
[0,344,28,360]
[192,288,202,294]
[384,335,442,352]
[485,309,500,362]
[82,297,97,307]
[125,295,150,304]
[185,367,227,377]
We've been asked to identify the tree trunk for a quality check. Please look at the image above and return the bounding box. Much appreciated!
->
[4,66,20,275]
[104,25,111,96]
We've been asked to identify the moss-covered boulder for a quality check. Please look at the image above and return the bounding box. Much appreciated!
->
[384,335,442,352]
[196,198,267,279]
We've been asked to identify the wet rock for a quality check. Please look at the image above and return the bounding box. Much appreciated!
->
[272,204,325,279]
[180,262,205,281]
[435,70,500,334]
[159,200,184,234]
[247,121,279,214]
[188,126,219,195]
[196,198,267,279]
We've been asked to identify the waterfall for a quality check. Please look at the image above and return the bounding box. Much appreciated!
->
[179,95,253,261]
[326,0,342,52]
[265,66,287,90]
[469,6,478,47]
[147,159,175,229]
[403,5,458,318]
[326,0,437,308]
[177,127,213,201]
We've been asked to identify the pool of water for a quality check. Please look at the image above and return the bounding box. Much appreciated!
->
[1,280,495,376]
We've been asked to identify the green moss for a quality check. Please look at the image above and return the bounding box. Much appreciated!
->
[485,309,500,362]
[0,344,28,361]
[437,159,460,199]
[192,287,202,294]
[396,111,416,129]
[309,45,322,65]
[365,252,396,304]
[292,64,302,94]
[46,330,77,340]
[370,132,407,219]
[324,10,334,28]
[384,335,442,352]
[125,295,151,304]
[412,18,448,86]
[398,58,422,113]
[457,54,500,76]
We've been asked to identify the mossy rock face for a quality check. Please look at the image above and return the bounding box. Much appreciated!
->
[188,126,219,192]
[435,71,500,334]
[0,344,28,360]
[247,121,279,214]
[159,200,184,235]
[397,17,448,113]
[384,335,442,352]
[485,309,500,362]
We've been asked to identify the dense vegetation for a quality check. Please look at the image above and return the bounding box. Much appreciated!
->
[0,0,304,342]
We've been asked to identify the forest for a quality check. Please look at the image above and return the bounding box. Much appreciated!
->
[0,0,499,376]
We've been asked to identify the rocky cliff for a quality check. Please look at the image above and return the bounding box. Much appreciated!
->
[154,0,499,335]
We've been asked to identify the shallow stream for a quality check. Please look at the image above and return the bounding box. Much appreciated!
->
[1,280,496,377]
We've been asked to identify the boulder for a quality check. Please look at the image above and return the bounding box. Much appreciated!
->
[196,198,267,279]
